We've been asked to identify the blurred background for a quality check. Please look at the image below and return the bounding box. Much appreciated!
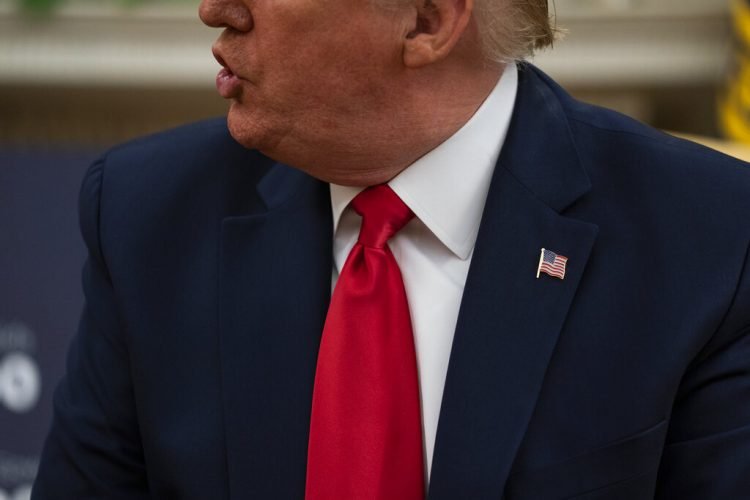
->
[1,0,747,145]
[0,0,748,498]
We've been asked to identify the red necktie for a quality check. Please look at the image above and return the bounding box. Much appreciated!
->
[306,185,425,499]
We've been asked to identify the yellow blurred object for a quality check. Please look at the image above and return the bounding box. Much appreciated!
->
[732,0,750,47]
[721,0,750,143]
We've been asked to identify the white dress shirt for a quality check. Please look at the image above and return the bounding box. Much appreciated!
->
[329,62,518,483]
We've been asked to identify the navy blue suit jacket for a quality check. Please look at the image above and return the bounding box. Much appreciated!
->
[34,66,750,499]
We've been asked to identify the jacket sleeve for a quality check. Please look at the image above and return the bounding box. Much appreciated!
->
[655,243,750,498]
[32,158,150,499]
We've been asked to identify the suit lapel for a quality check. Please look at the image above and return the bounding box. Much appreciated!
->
[428,66,599,499]
[218,163,332,500]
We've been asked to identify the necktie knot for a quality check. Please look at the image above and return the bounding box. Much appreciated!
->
[351,185,414,249]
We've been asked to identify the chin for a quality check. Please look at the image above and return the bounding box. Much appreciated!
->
[226,107,263,151]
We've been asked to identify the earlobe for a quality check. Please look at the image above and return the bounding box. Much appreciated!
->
[402,0,473,68]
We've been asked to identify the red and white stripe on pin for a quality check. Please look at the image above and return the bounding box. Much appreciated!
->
[537,248,568,280]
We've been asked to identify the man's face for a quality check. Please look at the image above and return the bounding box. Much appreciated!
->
[200,0,410,166]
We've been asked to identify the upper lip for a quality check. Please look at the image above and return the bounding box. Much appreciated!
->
[212,46,235,75]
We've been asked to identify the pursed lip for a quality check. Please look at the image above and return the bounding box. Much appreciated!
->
[212,45,246,99]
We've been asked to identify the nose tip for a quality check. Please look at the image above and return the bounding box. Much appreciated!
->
[199,0,253,31]
[198,0,217,28]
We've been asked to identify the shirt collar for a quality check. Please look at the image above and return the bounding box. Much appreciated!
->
[330,63,518,260]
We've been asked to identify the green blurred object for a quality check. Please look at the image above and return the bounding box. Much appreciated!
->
[20,0,64,13]
[17,0,201,15]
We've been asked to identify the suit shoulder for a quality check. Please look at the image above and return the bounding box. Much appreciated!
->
[102,117,256,173]
[552,90,750,206]
[92,117,271,204]
[528,66,748,178]
[82,118,274,246]
[566,94,748,175]
[526,67,750,249]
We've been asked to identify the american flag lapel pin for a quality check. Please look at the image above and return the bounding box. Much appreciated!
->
[537,248,568,280]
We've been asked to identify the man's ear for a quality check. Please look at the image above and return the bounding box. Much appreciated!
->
[402,0,474,68]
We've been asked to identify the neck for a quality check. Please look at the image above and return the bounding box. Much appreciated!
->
[261,58,505,187]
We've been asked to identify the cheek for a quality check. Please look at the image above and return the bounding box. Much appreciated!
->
[285,33,397,104]
[225,11,401,142]
[258,12,397,86]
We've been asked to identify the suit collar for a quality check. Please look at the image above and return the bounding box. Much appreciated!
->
[427,65,599,498]
[498,64,591,213]
[254,160,321,212]
[219,161,331,499]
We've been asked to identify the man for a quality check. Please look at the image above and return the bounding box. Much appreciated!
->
[32,0,750,498]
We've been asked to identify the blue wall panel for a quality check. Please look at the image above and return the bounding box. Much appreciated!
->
[0,148,101,498]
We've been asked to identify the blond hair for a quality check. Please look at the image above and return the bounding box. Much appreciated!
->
[474,0,557,62]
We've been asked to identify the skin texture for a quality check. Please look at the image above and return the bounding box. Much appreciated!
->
[199,0,503,186]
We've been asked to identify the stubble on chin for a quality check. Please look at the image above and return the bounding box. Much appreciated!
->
[226,104,293,165]
[226,104,263,151]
